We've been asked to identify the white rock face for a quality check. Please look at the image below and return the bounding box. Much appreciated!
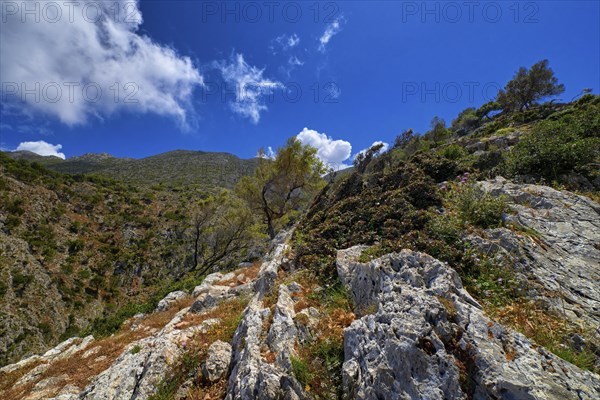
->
[154,290,188,312]
[202,340,232,382]
[337,247,600,400]
[225,236,312,400]
[78,308,215,400]
[476,178,600,329]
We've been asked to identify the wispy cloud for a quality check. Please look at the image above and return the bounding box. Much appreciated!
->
[296,127,352,170]
[288,56,305,67]
[15,140,66,159]
[318,19,344,52]
[271,33,300,54]
[216,53,283,124]
[1,0,203,128]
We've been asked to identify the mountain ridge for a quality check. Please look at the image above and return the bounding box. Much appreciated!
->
[3,149,260,188]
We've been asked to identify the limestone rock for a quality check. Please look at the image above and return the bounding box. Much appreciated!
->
[225,237,312,400]
[337,247,600,400]
[155,290,188,312]
[202,340,232,382]
[477,178,600,329]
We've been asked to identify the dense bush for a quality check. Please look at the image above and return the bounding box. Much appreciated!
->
[505,101,600,182]
[444,183,510,229]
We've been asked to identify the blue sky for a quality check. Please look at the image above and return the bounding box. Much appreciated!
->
[1,0,599,168]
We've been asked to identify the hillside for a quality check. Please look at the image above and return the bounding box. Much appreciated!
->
[1,96,599,399]
[4,150,259,188]
[0,153,260,366]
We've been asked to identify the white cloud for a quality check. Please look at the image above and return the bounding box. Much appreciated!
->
[288,56,304,67]
[287,34,300,48]
[0,0,203,127]
[15,141,66,159]
[217,54,283,124]
[318,19,343,52]
[271,33,300,54]
[256,146,276,159]
[296,127,352,170]
[354,141,389,160]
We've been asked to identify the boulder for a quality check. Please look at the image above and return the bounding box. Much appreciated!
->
[155,290,187,312]
[201,340,232,382]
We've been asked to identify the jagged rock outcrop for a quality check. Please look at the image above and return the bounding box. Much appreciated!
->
[225,235,312,400]
[77,311,217,400]
[474,178,600,329]
[337,246,600,399]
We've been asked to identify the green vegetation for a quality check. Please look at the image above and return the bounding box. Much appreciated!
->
[291,356,313,387]
[236,137,326,238]
[189,191,261,275]
[130,345,142,354]
[84,302,155,338]
[444,183,510,229]
[497,59,565,112]
[505,98,600,182]
[5,150,259,189]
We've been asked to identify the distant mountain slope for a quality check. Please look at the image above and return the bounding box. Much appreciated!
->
[4,150,259,188]
[6,151,64,166]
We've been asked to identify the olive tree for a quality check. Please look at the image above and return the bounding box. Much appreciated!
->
[497,60,565,112]
[236,137,325,239]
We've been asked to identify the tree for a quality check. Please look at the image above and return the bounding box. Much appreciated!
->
[236,137,326,239]
[497,60,565,112]
[475,101,502,120]
[190,192,258,275]
[451,108,480,133]
[423,116,450,142]
[393,129,415,149]
[353,142,385,173]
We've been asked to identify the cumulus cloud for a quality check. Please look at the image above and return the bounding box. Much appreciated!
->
[15,141,66,159]
[217,53,283,124]
[0,0,203,127]
[318,19,343,52]
[296,127,352,170]
[354,141,390,160]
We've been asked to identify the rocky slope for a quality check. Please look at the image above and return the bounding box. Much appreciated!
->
[2,97,599,398]
[338,247,599,399]
[2,184,599,399]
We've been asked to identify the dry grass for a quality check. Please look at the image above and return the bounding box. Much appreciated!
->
[285,272,355,398]
[217,262,261,287]
[488,299,598,372]
[0,297,194,400]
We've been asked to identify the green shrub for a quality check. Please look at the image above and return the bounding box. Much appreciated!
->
[5,215,21,231]
[130,345,142,354]
[68,238,86,255]
[440,144,468,161]
[291,356,314,386]
[5,197,25,215]
[445,184,509,229]
[84,302,154,338]
[505,102,600,182]
[494,127,516,136]
[12,270,33,289]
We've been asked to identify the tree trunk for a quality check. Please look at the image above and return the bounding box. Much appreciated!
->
[267,220,276,240]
